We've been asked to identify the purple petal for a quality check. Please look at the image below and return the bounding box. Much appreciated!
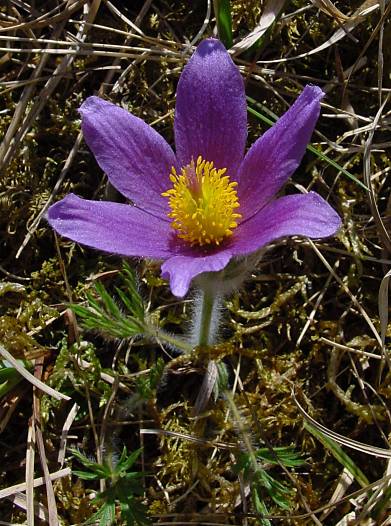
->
[47,194,177,258]
[161,250,233,298]
[80,97,177,218]
[174,39,247,176]
[231,192,341,255]
[237,85,324,218]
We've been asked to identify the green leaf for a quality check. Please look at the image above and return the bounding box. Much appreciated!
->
[119,496,151,526]
[70,449,112,479]
[116,447,143,474]
[214,0,233,48]
[72,443,149,525]
[305,423,369,488]
[85,501,116,526]
[72,470,102,480]
[234,446,296,513]
[0,365,23,397]
[213,361,229,400]
[252,488,271,526]
[70,448,97,468]
[71,269,146,339]
[371,482,391,521]
[232,451,251,475]
[135,357,165,400]
[255,446,305,468]
[120,263,145,318]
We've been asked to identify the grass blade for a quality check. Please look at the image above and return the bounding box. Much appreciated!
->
[305,423,369,488]
[246,96,368,191]
[214,0,233,48]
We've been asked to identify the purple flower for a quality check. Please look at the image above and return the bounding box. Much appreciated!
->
[48,39,341,298]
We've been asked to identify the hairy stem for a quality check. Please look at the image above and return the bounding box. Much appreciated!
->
[193,284,221,414]
[198,286,216,347]
[146,324,193,353]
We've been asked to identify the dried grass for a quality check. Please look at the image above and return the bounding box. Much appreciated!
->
[0,0,390,524]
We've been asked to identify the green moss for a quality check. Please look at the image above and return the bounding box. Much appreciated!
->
[1,1,389,522]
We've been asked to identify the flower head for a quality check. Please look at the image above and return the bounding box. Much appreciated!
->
[162,156,241,246]
[48,39,341,297]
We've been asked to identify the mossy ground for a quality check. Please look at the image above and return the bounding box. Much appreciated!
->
[0,1,390,524]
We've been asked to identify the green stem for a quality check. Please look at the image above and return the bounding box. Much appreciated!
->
[225,390,258,471]
[194,282,220,413]
[146,324,193,353]
[198,286,216,347]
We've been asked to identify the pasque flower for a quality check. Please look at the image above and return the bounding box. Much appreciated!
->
[48,39,341,297]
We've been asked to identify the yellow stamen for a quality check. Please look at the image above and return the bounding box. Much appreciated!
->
[162,156,241,247]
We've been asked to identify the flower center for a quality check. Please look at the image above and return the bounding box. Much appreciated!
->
[162,156,241,246]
